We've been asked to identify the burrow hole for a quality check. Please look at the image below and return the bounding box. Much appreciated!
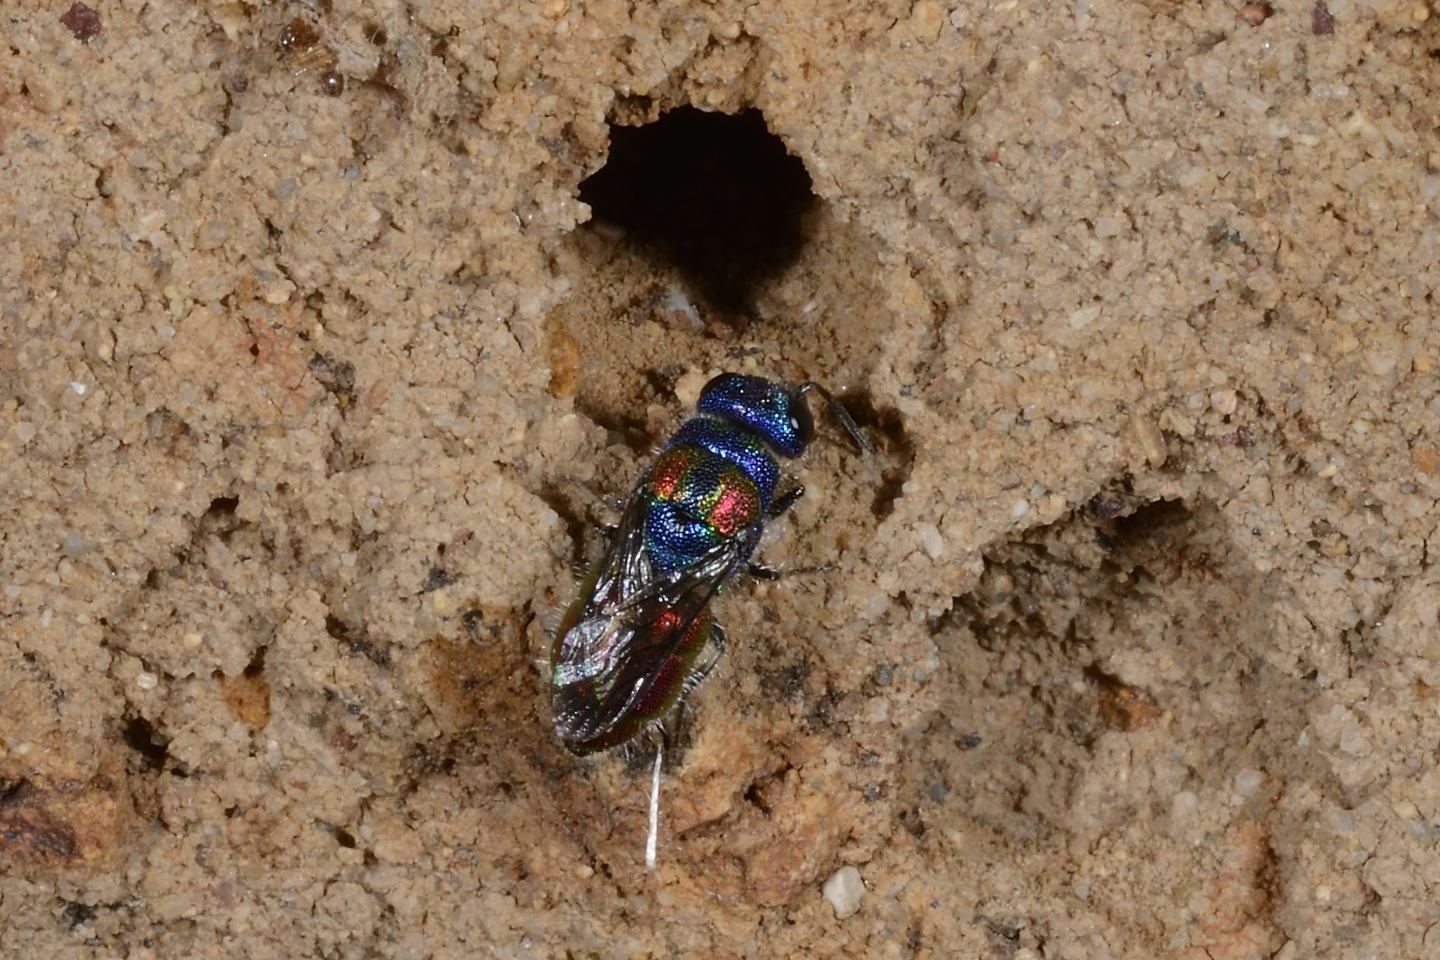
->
[577,105,816,317]
[555,102,902,508]
[121,715,170,773]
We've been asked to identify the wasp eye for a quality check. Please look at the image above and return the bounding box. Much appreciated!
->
[790,394,814,448]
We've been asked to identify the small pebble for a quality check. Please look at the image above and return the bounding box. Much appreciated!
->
[1234,768,1263,797]
[1367,350,1397,377]
[1068,304,1101,330]
[1236,1,1272,25]
[60,2,102,42]
[1131,412,1168,467]
[1411,443,1439,477]
[917,523,944,559]
[1210,389,1237,416]
[823,865,865,920]
[136,671,159,690]
[24,72,64,114]
[63,532,96,557]
[197,220,231,251]
[911,0,946,39]
[494,51,526,91]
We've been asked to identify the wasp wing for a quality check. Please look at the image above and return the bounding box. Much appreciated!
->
[551,497,756,752]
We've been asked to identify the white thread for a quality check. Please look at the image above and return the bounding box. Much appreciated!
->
[645,739,663,871]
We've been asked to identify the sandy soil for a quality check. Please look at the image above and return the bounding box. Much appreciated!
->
[3,0,1439,956]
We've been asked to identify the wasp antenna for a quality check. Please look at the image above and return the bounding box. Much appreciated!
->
[796,382,874,455]
[645,738,664,871]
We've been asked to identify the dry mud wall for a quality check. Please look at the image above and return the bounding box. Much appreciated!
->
[2,0,1440,957]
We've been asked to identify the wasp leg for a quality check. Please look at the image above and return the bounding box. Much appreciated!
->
[682,623,727,694]
[768,485,805,519]
[747,562,783,580]
[748,560,835,580]
[583,490,626,537]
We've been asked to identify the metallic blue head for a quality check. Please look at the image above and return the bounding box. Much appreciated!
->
[696,373,813,458]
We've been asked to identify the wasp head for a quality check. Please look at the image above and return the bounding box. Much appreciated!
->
[696,373,812,458]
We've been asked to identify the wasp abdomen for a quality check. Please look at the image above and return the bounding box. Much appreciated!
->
[665,419,780,502]
[643,427,772,573]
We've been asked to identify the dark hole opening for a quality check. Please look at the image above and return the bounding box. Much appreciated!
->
[1109,498,1191,545]
[206,495,239,517]
[578,106,816,315]
[243,644,267,678]
[308,353,356,404]
[324,614,351,643]
[837,388,916,520]
[121,715,169,772]
[420,566,456,593]
[0,777,30,805]
[326,613,391,667]
[61,900,97,928]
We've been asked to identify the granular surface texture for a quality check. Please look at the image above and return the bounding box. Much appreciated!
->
[2,0,1439,957]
